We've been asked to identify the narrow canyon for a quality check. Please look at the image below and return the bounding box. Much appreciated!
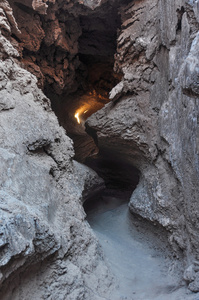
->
[0,0,199,299]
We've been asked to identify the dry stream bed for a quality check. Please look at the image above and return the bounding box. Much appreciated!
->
[84,189,199,300]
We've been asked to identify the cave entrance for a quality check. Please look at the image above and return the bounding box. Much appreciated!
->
[44,1,140,198]
[45,1,122,162]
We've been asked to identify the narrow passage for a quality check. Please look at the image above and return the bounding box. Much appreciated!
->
[84,186,194,300]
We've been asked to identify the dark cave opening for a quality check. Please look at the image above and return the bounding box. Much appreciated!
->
[42,1,140,202]
[46,2,122,163]
[83,148,140,215]
[43,2,140,205]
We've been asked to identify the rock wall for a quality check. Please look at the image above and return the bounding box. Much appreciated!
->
[87,0,199,292]
[0,1,114,299]
[7,0,120,95]
[1,0,199,297]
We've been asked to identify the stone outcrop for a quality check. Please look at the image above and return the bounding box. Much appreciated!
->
[0,2,113,299]
[87,0,199,292]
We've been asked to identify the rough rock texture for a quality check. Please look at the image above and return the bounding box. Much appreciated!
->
[7,0,120,95]
[2,0,199,297]
[87,0,199,292]
[8,0,81,93]
[0,2,113,299]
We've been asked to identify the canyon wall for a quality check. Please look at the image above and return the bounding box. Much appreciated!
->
[1,0,199,298]
[0,1,113,299]
[88,0,199,292]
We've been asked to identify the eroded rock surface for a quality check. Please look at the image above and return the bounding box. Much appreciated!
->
[87,0,199,292]
[1,0,199,297]
[0,2,113,299]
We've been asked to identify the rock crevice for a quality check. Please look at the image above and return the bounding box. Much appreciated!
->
[1,0,199,298]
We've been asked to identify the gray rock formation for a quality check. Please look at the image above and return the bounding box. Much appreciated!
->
[87,0,199,293]
[0,2,113,299]
[1,0,199,298]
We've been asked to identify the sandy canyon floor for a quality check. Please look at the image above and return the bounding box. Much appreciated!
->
[85,190,199,300]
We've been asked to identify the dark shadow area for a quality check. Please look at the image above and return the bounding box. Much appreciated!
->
[44,2,122,163]
[83,148,140,217]
[85,149,140,191]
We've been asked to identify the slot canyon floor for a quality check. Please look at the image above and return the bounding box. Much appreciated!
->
[84,190,199,300]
